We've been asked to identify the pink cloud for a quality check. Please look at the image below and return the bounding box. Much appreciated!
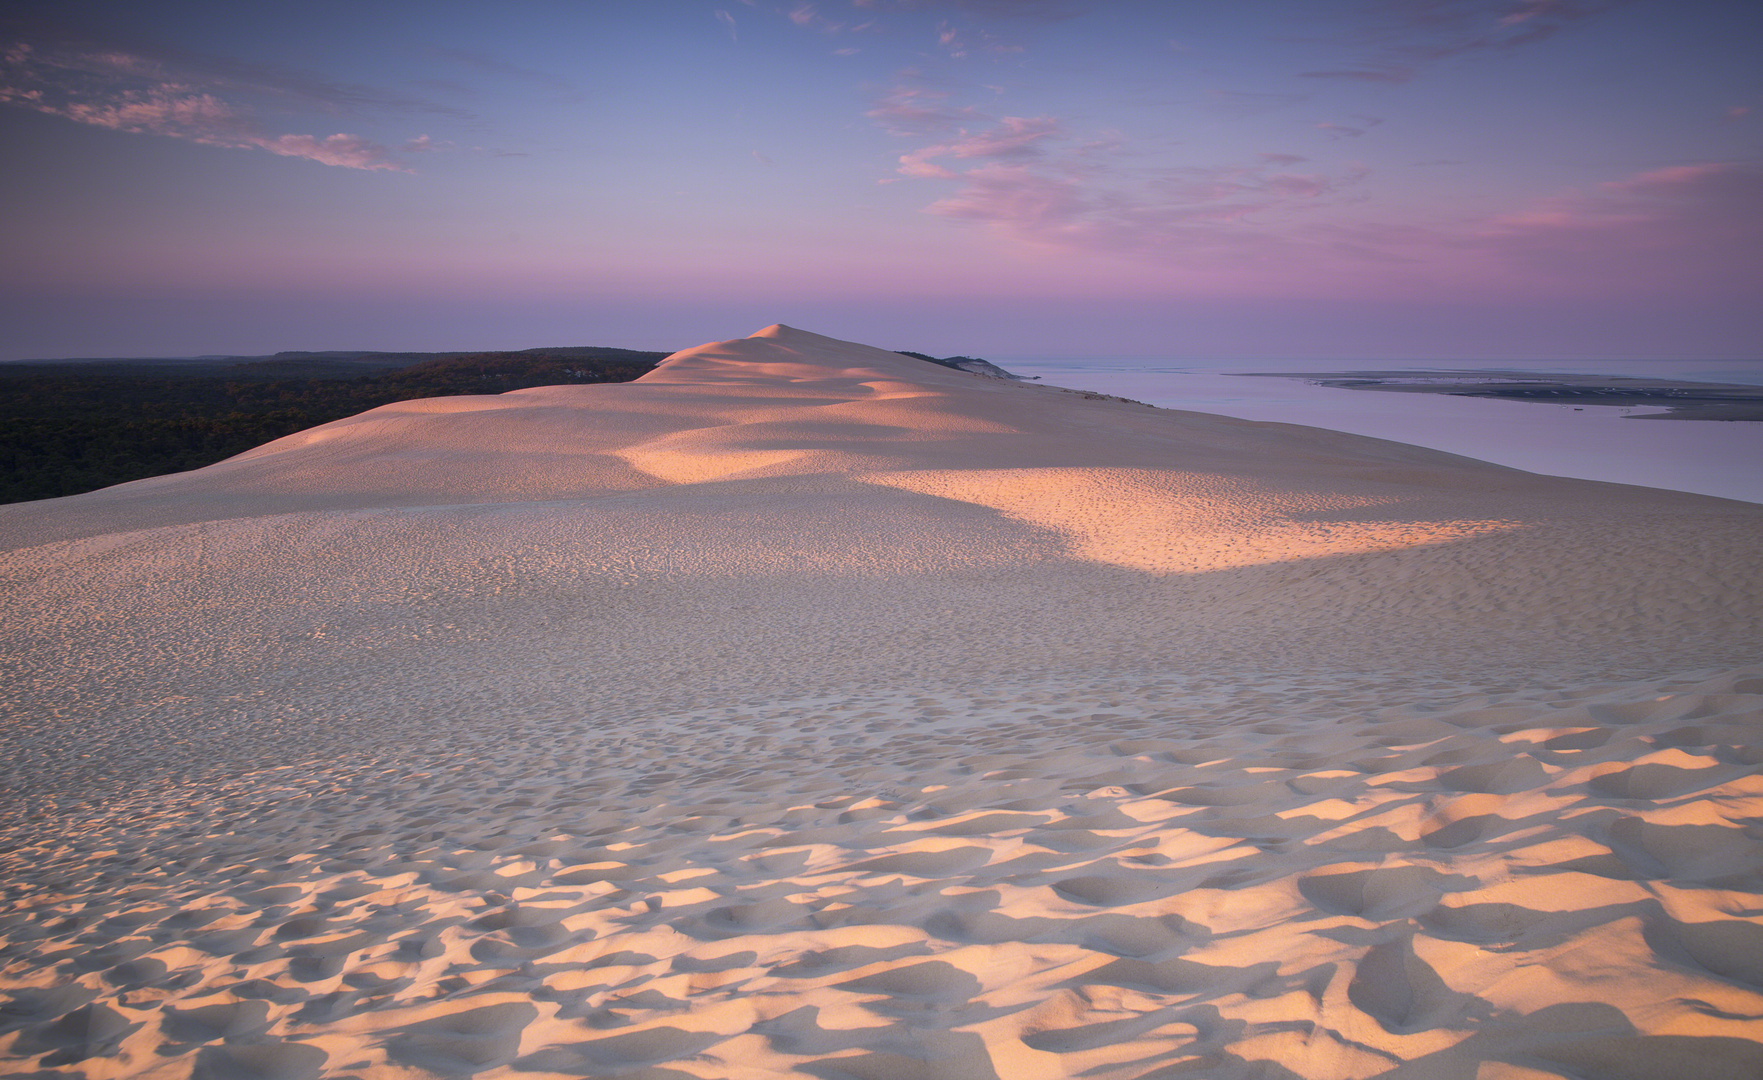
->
[60,87,238,132]
[810,5,1038,58]
[251,133,402,170]
[893,115,1060,180]
[1242,161,1763,302]
[775,1,855,34]
[1,39,415,171]
[925,115,1060,160]
[936,21,966,56]
[910,138,1368,264]
[896,151,956,179]
[1480,163,1763,289]
[925,163,1086,227]
[874,85,1376,274]
[865,83,981,136]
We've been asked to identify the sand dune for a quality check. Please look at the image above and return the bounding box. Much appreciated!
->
[2,325,1760,1078]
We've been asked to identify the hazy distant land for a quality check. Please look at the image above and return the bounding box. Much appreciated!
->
[1243,369,1763,421]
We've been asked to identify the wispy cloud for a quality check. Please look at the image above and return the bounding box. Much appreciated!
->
[893,1,1084,20]
[1301,0,1632,84]
[881,101,1372,267]
[1202,89,1309,119]
[715,9,739,42]
[929,18,1027,59]
[906,156,1763,304]
[866,63,1380,269]
[865,79,984,136]
[917,156,1377,277]
[1480,162,1763,287]
[0,37,432,170]
[933,115,1060,159]
[896,116,1060,178]
[1300,66,1416,84]
[251,133,405,170]
[426,46,580,103]
[763,0,874,35]
[762,0,1058,56]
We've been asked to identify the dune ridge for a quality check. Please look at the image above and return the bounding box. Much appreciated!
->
[2,325,1760,1078]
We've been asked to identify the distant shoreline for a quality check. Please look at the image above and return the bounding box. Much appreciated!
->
[1237,369,1763,421]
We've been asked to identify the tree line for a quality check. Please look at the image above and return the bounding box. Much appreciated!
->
[0,350,664,504]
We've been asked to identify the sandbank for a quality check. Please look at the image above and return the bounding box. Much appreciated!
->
[1242,369,1763,421]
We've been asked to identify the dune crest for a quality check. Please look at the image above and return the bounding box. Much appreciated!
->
[2,325,1760,1078]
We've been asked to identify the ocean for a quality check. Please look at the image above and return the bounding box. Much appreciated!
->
[997,357,1763,505]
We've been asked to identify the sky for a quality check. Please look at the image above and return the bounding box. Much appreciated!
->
[1,0,1759,361]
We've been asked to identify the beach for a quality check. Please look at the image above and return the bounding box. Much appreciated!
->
[2,325,1760,1079]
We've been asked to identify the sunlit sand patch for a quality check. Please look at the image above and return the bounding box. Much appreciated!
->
[865,467,1526,571]
[618,443,813,484]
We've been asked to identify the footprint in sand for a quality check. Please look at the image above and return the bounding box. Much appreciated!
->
[1052,873,1185,907]
[104,957,170,989]
[1298,864,1476,919]
[520,1026,727,1072]
[1421,900,1552,945]
[9,1003,140,1067]
[1347,933,1487,1033]
[1659,919,1763,988]
[190,1041,328,1080]
[1588,750,1744,799]
[835,959,984,1003]
[160,1000,273,1044]
[701,897,815,934]
[385,1001,538,1076]
[840,846,992,877]
[1435,756,1550,794]
[1081,954,1277,998]
[1420,792,1522,850]
[1532,1032,1763,1080]
[1607,816,1762,882]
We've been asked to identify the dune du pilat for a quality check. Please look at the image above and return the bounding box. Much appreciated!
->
[3,326,1761,1079]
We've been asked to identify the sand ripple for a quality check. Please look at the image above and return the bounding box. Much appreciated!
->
[4,669,1760,1078]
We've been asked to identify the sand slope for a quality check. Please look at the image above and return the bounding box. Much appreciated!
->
[2,325,1760,1079]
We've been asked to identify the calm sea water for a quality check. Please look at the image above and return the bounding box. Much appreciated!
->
[995,358,1763,505]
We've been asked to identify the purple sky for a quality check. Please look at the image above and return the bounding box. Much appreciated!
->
[2,0,1759,361]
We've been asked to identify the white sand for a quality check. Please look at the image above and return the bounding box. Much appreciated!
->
[2,324,1760,1079]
